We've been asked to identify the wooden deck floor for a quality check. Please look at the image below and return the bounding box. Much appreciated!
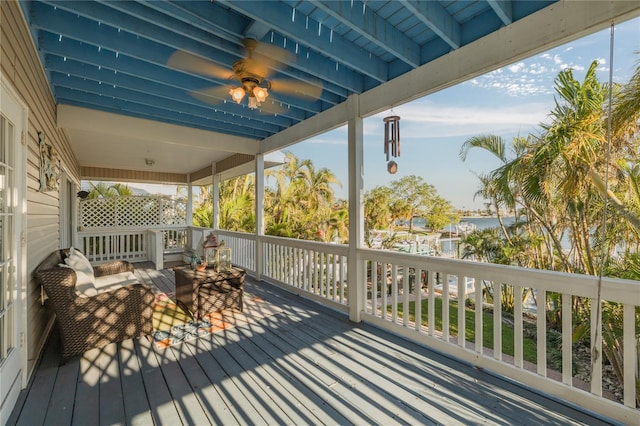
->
[9,262,613,425]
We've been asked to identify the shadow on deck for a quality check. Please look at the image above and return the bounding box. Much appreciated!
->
[9,262,614,425]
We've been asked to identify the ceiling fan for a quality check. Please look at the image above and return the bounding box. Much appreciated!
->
[167,38,322,113]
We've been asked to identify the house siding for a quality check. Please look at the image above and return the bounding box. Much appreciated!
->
[1,1,80,376]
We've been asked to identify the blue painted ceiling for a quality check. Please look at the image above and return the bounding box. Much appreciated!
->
[21,0,556,140]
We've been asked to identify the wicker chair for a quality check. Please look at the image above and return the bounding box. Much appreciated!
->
[36,249,154,359]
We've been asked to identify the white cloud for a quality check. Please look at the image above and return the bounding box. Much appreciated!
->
[508,62,526,73]
[365,102,550,139]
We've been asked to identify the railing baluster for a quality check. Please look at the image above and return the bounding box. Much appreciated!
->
[391,264,398,324]
[474,276,483,354]
[494,283,502,361]
[443,274,450,343]
[414,268,422,333]
[537,289,547,375]
[562,293,572,384]
[458,277,466,347]
[428,271,436,337]
[402,265,409,327]
[623,303,636,407]
[514,284,523,367]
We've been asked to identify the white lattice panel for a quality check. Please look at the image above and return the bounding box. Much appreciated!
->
[80,198,116,228]
[80,196,187,229]
[161,199,187,225]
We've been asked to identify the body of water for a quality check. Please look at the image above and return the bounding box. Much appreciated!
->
[408,216,515,232]
[439,217,515,257]
[452,216,515,231]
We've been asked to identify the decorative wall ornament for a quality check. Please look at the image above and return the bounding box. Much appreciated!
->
[38,131,61,192]
[383,113,400,174]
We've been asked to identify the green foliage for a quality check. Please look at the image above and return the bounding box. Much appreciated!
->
[192,152,345,240]
[87,181,133,198]
[364,175,457,235]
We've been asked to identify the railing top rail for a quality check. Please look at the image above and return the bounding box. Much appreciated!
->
[358,247,640,304]
[79,226,189,233]
[261,234,349,255]
[214,229,258,240]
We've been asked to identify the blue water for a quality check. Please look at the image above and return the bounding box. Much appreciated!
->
[409,216,515,232]
[439,217,515,256]
[446,216,515,232]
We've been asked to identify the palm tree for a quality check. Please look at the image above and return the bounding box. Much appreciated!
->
[459,135,515,242]
[87,181,133,198]
[264,152,343,240]
[218,175,255,232]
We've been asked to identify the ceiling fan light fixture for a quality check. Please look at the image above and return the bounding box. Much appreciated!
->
[248,96,258,109]
[229,87,245,103]
[253,86,268,103]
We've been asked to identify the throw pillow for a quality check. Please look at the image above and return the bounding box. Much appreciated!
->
[59,263,98,297]
[64,247,95,278]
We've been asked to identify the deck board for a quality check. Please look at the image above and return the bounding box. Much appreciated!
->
[43,355,78,425]
[119,339,155,425]
[9,262,615,425]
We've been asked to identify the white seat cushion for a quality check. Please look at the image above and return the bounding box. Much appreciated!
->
[74,270,99,297]
[94,271,139,293]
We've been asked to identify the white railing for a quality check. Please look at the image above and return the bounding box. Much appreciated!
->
[358,247,639,423]
[161,228,188,253]
[212,230,350,308]
[78,226,189,266]
[260,235,349,310]
[215,230,256,273]
[77,230,148,263]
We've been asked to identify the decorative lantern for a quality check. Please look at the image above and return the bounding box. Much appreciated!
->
[217,246,232,272]
[383,114,401,174]
[203,232,218,265]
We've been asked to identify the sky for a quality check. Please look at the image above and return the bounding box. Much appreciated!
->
[286,17,640,210]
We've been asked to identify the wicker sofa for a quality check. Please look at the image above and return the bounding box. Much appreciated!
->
[36,249,154,359]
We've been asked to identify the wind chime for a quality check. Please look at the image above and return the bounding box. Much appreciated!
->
[383,113,401,174]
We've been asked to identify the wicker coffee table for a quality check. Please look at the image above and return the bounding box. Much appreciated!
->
[174,266,246,320]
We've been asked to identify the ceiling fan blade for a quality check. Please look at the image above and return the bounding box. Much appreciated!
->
[241,39,295,79]
[167,50,235,80]
[269,79,323,100]
[257,100,287,115]
[188,86,231,105]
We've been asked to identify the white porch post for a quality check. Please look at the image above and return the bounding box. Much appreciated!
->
[212,162,220,230]
[347,94,364,322]
[186,180,193,226]
[255,153,265,280]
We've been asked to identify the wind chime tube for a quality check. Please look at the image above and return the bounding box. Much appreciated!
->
[383,115,401,160]
[384,119,390,160]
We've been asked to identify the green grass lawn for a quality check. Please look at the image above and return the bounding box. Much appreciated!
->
[395,298,538,364]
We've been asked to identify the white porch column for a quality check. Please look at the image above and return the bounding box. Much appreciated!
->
[255,153,265,280]
[212,162,220,230]
[186,180,193,226]
[347,94,364,322]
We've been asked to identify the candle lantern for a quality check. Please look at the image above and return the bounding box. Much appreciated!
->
[217,245,232,272]
[203,232,218,265]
